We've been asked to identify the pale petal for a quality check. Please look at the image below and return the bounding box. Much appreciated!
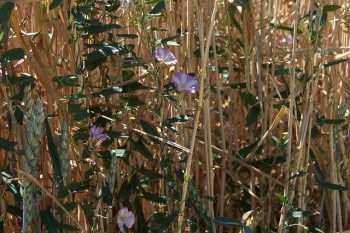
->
[124,212,135,228]
[155,47,177,65]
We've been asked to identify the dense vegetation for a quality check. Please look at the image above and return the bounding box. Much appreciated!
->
[0,0,350,232]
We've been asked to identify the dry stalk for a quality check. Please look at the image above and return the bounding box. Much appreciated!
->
[278,0,300,231]
[176,0,218,231]
[212,36,228,233]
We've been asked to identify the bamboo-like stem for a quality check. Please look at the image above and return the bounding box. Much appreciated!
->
[212,38,227,233]
[176,0,218,231]
[203,84,215,231]
[203,1,215,227]
[242,4,253,93]
[278,0,300,231]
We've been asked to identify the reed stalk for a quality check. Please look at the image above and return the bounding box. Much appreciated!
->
[278,0,300,231]
[176,0,218,231]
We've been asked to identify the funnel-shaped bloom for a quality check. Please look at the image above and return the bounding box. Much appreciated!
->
[172,72,199,93]
[155,47,177,65]
[90,125,108,142]
[117,207,135,231]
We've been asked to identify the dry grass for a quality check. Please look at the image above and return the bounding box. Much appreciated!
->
[0,0,350,232]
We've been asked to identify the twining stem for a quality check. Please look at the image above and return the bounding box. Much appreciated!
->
[176,0,218,232]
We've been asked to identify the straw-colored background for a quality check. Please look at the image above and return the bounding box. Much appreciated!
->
[1,0,350,232]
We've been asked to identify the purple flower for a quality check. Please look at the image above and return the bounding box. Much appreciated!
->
[171,72,199,93]
[117,207,135,231]
[90,125,108,142]
[155,47,177,65]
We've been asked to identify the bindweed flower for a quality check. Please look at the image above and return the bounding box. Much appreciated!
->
[155,47,177,65]
[117,207,135,231]
[171,72,199,93]
[90,125,108,142]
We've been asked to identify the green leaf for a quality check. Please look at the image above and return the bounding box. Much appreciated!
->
[149,0,165,15]
[274,66,291,75]
[106,131,129,139]
[323,4,341,12]
[149,210,179,231]
[59,223,79,232]
[290,210,318,218]
[239,92,257,105]
[84,50,107,71]
[53,75,80,87]
[91,86,123,97]
[73,111,90,121]
[111,149,127,158]
[40,207,58,233]
[0,137,17,151]
[140,165,163,180]
[125,96,145,107]
[236,141,259,159]
[317,180,347,191]
[275,193,288,204]
[269,23,302,34]
[78,24,121,35]
[251,156,285,173]
[45,119,63,185]
[8,76,34,86]
[1,169,21,202]
[262,64,302,76]
[141,190,167,203]
[14,105,24,125]
[121,82,152,93]
[49,0,62,10]
[140,119,160,139]
[118,180,130,202]
[129,173,138,194]
[135,197,147,230]
[0,2,14,44]
[230,83,246,89]
[102,182,113,206]
[289,171,308,180]
[59,181,91,198]
[85,42,127,54]
[68,103,82,113]
[63,93,87,101]
[235,0,250,7]
[322,59,348,68]
[316,115,345,126]
[245,105,260,127]
[80,200,94,226]
[212,217,251,233]
[57,202,78,214]
[73,131,90,141]
[82,146,93,159]
[1,48,25,62]
[165,115,190,124]
[133,140,154,161]
[145,0,163,4]
[159,34,182,46]
[6,204,22,218]
[115,33,138,39]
